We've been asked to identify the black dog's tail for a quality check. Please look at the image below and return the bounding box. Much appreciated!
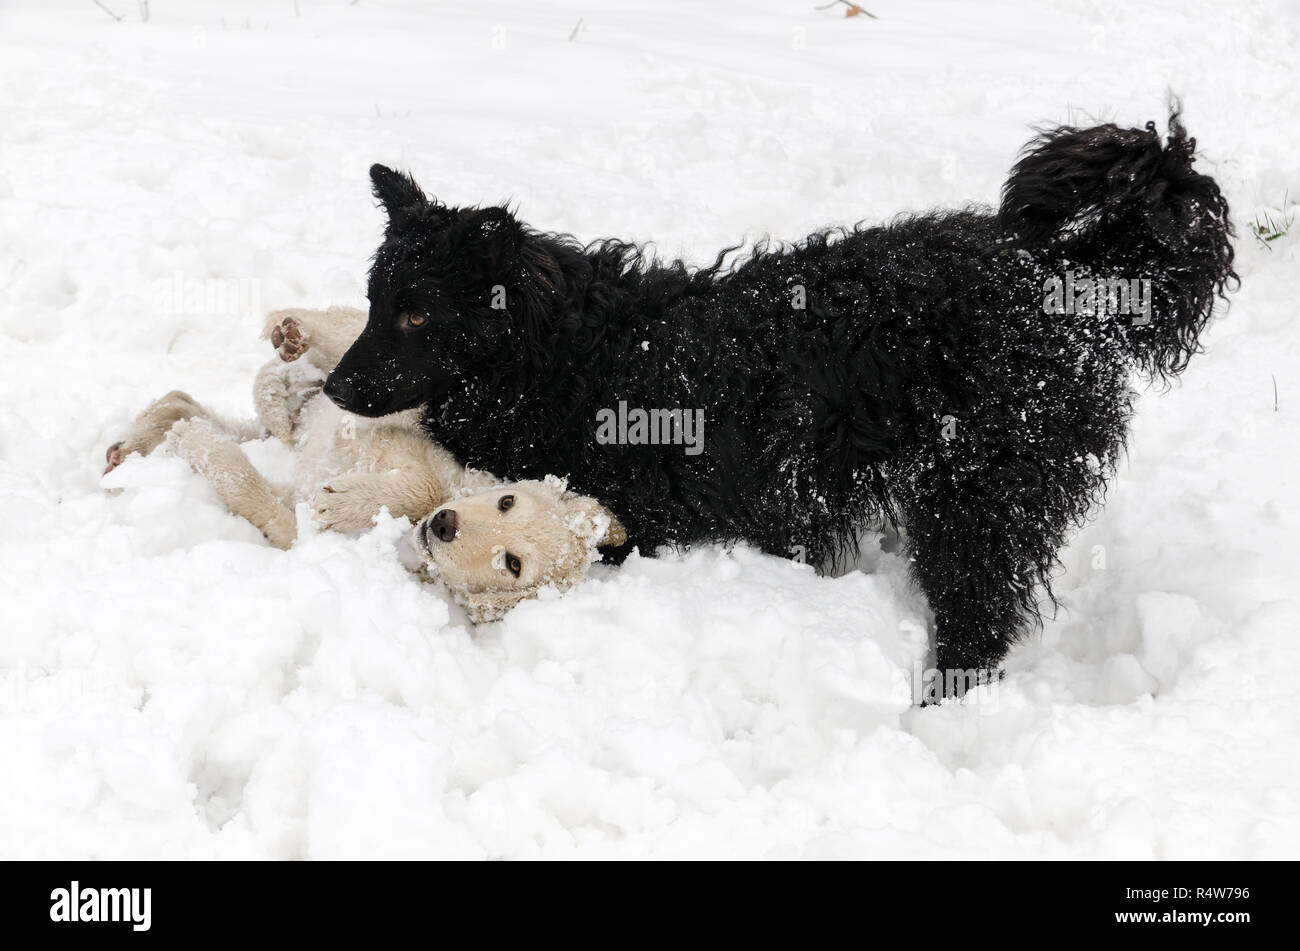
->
[999,109,1237,377]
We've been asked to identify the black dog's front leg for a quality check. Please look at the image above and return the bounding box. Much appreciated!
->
[903,465,1050,699]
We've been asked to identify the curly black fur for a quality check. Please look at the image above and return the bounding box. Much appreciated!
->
[326,111,1236,692]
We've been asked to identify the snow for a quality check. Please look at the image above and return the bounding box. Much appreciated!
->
[1,0,1298,859]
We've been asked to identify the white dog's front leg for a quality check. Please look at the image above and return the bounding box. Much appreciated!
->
[313,469,447,533]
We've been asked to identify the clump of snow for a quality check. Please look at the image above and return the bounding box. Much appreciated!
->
[1,0,1297,858]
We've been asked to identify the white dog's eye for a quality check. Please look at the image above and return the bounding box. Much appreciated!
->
[506,553,522,577]
[498,494,515,512]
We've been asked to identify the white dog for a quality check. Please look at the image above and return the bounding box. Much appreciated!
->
[105,306,625,621]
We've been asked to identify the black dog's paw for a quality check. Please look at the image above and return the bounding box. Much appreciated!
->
[918,665,1005,705]
[270,316,307,362]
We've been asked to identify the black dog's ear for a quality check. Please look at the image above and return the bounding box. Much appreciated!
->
[450,207,525,281]
[369,164,428,227]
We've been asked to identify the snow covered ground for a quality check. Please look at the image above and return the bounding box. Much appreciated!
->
[1,0,1297,859]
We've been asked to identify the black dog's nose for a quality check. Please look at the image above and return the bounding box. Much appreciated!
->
[323,375,354,408]
[429,508,458,542]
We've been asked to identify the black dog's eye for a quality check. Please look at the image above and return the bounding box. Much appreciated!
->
[498,494,515,512]
[401,312,427,329]
[506,553,522,577]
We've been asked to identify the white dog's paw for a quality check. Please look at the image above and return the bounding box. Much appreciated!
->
[269,314,308,362]
[313,472,387,533]
[103,442,126,475]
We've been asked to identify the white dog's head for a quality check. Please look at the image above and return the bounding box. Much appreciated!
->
[412,476,626,623]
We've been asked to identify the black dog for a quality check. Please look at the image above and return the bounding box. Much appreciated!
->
[326,111,1235,690]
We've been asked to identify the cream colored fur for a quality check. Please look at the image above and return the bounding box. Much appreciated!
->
[106,306,625,620]
[417,476,628,623]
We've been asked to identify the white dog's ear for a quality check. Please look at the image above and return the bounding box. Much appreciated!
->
[566,494,627,548]
[456,587,533,625]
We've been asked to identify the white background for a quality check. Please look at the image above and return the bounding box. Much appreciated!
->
[0,0,1296,858]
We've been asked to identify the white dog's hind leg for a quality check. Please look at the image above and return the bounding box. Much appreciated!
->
[168,418,297,549]
[107,390,205,474]
[106,390,264,474]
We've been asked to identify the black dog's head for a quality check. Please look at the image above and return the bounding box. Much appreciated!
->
[325,165,560,417]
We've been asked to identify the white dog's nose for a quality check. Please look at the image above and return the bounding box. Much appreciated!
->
[428,508,458,542]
